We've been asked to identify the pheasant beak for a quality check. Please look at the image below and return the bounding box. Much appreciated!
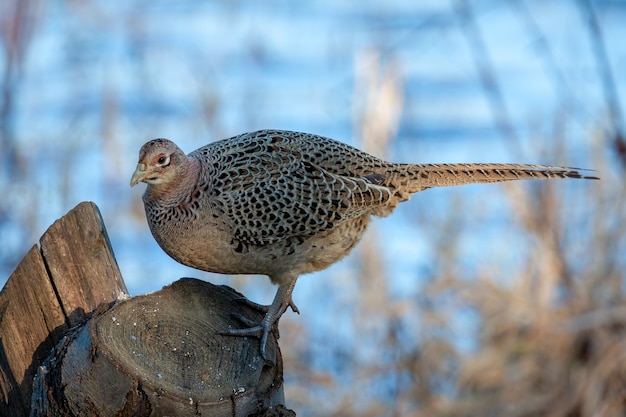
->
[130,163,147,187]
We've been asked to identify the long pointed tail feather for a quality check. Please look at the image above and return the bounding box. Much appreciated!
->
[398,163,599,192]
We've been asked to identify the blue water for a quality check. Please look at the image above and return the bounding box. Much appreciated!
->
[1,0,624,413]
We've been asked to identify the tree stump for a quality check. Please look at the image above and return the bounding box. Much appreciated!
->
[31,278,286,416]
[0,202,293,417]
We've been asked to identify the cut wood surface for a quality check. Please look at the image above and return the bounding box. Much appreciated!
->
[32,278,286,417]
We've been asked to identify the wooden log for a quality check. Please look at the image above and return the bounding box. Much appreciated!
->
[0,202,127,415]
[31,278,289,417]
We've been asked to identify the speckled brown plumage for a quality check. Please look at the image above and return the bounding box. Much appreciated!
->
[131,129,597,358]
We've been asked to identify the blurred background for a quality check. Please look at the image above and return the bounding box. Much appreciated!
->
[1,0,625,415]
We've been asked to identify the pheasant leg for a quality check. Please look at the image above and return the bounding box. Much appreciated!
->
[224,278,299,359]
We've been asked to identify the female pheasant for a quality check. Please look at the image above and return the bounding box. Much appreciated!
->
[131,129,597,358]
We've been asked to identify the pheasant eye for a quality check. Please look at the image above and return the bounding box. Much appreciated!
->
[157,155,169,165]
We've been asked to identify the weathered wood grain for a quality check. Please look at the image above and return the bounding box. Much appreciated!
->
[0,202,128,415]
[0,245,67,415]
[40,202,128,326]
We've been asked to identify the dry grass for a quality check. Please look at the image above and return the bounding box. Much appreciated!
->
[365,134,626,417]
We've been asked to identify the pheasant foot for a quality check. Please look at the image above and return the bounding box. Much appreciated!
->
[223,278,298,359]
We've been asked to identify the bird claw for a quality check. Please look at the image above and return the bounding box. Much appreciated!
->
[222,319,273,359]
[233,297,270,313]
[234,296,300,315]
[288,300,300,315]
[222,280,299,359]
[222,323,264,339]
[229,312,264,328]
